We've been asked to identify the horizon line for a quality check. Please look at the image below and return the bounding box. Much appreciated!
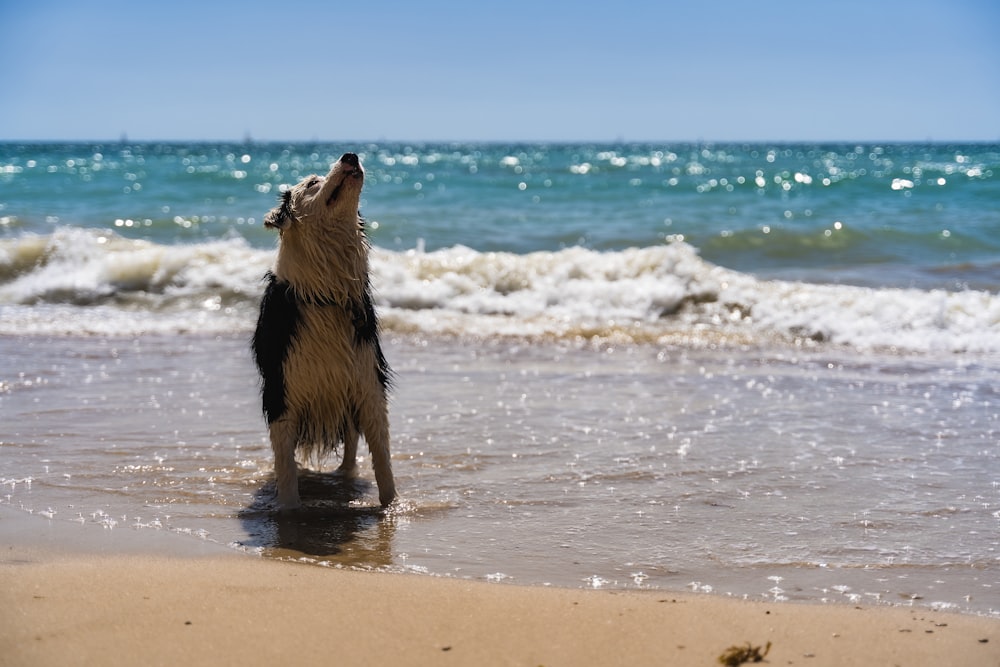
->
[2,136,999,145]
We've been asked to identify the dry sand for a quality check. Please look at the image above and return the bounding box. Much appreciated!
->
[2,543,997,667]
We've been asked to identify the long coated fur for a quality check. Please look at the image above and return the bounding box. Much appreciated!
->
[251,152,394,509]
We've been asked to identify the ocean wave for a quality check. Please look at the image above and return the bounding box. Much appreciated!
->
[1,228,997,352]
[0,227,269,304]
[373,243,1000,352]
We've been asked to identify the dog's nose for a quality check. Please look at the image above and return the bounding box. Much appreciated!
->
[340,153,359,167]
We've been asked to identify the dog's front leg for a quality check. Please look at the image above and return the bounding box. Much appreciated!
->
[370,438,395,508]
[269,419,300,510]
[360,406,395,507]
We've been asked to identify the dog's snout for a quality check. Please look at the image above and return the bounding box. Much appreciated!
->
[340,153,359,167]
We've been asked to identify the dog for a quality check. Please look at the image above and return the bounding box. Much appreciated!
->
[251,152,395,509]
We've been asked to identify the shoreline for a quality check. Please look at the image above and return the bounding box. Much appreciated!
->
[3,507,999,666]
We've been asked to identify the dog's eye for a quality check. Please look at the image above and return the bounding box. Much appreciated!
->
[305,177,321,189]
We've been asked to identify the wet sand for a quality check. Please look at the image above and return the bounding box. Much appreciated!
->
[2,510,997,667]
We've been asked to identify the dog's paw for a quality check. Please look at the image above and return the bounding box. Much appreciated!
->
[378,487,397,509]
[274,493,302,512]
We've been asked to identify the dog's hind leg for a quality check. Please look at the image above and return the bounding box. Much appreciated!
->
[336,425,360,478]
[269,419,300,510]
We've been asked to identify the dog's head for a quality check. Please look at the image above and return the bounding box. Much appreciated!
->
[264,152,365,233]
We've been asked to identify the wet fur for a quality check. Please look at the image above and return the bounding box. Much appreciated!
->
[251,153,395,509]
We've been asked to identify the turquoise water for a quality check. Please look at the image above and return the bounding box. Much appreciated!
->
[2,142,998,286]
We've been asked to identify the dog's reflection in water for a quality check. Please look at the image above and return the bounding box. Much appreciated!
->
[238,470,396,566]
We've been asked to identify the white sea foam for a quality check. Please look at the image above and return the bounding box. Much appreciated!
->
[0,228,269,303]
[0,228,270,335]
[371,243,1000,352]
[1,228,998,352]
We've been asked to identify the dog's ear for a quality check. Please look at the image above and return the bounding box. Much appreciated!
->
[264,190,294,230]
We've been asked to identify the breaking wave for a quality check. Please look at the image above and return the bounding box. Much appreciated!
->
[1,227,998,352]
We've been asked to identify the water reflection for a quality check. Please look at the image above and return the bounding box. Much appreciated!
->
[237,470,395,567]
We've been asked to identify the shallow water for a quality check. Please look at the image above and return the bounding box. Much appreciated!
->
[2,334,998,616]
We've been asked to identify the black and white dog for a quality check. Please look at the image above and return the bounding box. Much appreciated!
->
[252,153,395,509]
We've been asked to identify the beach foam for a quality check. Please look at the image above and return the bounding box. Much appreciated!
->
[1,228,998,352]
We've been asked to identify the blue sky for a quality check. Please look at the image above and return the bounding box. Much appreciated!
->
[2,0,998,142]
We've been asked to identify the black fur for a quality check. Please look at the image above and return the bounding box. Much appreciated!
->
[264,190,294,228]
[278,189,293,219]
[353,217,390,389]
[354,283,393,392]
[251,272,300,424]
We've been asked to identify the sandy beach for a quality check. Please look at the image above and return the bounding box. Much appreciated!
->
[2,512,997,667]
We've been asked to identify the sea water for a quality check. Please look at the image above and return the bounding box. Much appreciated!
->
[1,142,998,614]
